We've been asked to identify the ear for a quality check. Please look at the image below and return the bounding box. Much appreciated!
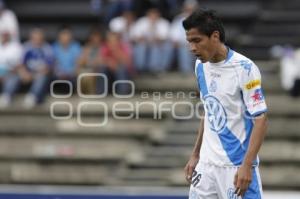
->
[211,31,220,42]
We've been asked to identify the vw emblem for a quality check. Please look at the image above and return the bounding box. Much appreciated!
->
[204,96,227,132]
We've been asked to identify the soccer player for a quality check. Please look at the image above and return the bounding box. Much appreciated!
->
[183,9,268,199]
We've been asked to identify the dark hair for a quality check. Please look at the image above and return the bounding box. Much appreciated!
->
[182,9,225,42]
[58,25,71,33]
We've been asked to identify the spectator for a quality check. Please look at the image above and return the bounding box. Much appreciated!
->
[53,26,81,85]
[19,28,54,108]
[169,0,197,73]
[132,0,182,20]
[77,29,105,94]
[273,45,300,97]
[99,31,132,95]
[109,10,135,44]
[0,0,19,41]
[103,0,134,24]
[0,31,22,108]
[131,8,172,73]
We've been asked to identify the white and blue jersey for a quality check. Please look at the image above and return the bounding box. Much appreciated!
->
[195,48,267,167]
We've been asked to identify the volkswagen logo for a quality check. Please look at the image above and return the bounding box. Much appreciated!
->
[204,95,227,133]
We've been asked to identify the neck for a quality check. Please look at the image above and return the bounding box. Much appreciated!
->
[210,44,227,63]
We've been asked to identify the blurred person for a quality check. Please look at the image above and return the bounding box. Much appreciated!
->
[52,26,81,84]
[0,31,22,108]
[131,8,172,73]
[103,0,134,24]
[109,10,135,44]
[271,45,300,97]
[132,0,182,20]
[18,28,54,108]
[77,29,105,94]
[183,9,268,198]
[99,31,132,94]
[169,0,197,73]
[0,0,19,41]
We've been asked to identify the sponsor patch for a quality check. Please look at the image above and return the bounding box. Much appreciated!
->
[245,79,261,90]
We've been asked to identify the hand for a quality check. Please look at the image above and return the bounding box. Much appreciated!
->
[184,154,199,183]
[234,164,252,197]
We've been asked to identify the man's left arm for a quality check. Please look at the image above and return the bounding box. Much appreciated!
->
[235,60,269,197]
[234,113,268,196]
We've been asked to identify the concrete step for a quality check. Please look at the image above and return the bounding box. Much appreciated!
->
[266,95,300,117]
[238,35,300,47]
[260,141,300,163]
[9,163,110,185]
[145,141,300,164]
[0,136,141,162]
[0,116,158,139]
[260,10,300,23]
[253,23,300,37]
[134,72,282,93]
[128,156,186,169]
[117,168,177,186]
[0,95,192,118]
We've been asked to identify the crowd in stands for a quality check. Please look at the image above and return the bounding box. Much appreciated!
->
[0,0,199,108]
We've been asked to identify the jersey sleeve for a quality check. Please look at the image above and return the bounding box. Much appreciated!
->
[239,60,267,117]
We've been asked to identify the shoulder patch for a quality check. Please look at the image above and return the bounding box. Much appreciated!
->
[245,79,261,90]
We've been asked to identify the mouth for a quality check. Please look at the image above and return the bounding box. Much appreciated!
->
[196,54,204,60]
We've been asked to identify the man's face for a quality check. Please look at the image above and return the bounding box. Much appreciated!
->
[186,28,218,63]
[30,30,44,47]
[59,30,72,46]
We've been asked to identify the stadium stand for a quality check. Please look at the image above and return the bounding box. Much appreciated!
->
[0,0,299,191]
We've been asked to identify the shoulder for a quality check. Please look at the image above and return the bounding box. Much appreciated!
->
[158,18,170,27]
[230,51,253,65]
[2,10,16,18]
[71,42,81,49]
[230,50,259,75]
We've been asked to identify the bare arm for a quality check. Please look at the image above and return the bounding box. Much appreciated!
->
[243,114,268,166]
[191,117,204,157]
[234,113,268,196]
[184,115,204,183]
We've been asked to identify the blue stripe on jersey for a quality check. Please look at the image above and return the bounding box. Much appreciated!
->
[242,111,253,149]
[196,63,246,165]
[196,63,208,97]
[225,48,234,63]
[219,127,246,165]
[243,167,262,199]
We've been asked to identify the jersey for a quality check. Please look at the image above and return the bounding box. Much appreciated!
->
[195,48,267,167]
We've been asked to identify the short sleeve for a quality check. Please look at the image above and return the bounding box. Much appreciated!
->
[239,60,267,117]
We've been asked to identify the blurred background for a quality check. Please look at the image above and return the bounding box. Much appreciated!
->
[0,0,300,198]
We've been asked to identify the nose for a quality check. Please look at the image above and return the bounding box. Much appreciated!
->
[189,43,197,54]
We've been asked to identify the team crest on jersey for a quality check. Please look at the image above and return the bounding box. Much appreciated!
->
[204,96,227,132]
[251,88,265,107]
[227,188,239,199]
[209,80,217,92]
[240,60,252,76]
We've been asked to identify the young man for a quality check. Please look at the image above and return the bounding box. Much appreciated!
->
[183,9,268,199]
